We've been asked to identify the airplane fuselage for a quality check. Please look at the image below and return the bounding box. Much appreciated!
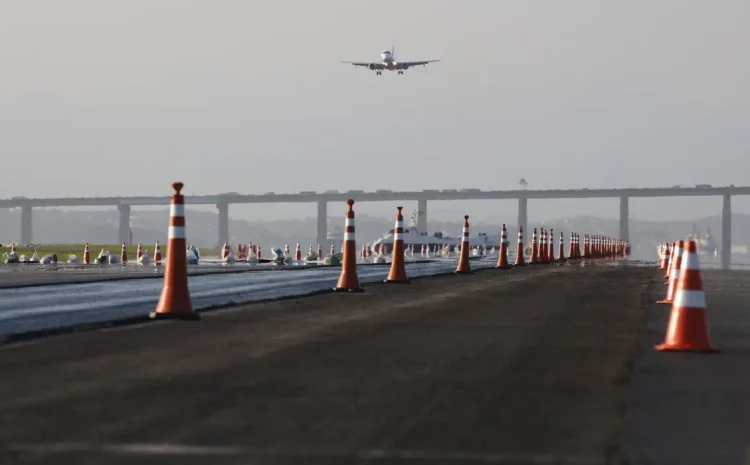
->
[381,51,397,70]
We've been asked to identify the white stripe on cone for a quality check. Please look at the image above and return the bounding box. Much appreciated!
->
[672,289,706,309]
[168,226,186,239]
[170,204,185,217]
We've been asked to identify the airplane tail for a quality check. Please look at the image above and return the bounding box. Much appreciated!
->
[392,45,395,57]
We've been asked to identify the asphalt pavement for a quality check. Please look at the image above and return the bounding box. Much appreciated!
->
[0,263,655,464]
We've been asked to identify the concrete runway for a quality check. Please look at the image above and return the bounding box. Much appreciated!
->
[0,261,335,289]
[0,258,447,289]
[0,258,494,340]
[0,263,654,464]
[622,269,750,464]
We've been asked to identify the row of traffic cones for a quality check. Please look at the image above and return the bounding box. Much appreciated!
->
[654,240,718,352]
[148,189,632,319]
[73,242,163,265]
[334,201,630,290]
[221,242,334,262]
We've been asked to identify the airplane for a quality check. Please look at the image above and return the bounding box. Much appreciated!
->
[340,46,440,75]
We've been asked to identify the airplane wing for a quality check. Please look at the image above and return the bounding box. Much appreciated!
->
[399,60,440,68]
[340,60,383,69]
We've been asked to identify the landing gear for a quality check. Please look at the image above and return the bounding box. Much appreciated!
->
[375,71,382,75]
[397,70,404,75]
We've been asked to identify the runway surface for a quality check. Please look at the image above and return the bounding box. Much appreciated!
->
[0,257,498,339]
[622,269,750,464]
[0,259,340,288]
[0,263,652,464]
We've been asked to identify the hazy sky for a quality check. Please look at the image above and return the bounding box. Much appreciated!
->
[1,0,748,224]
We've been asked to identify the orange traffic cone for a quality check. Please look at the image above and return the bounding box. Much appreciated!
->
[549,230,556,261]
[568,234,574,259]
[557,232,566,261]
[83,243,90,265]
[659,242,670,270]
[567,233,575,259]
[496,223,510,269]
[150,182,199,320]
[295,242,302,261]
[655,240,718,352]
[136,242,143,260]
[592,235,598,257]
[658,240,684,304]
[317,244,322,260]
[334,199,363,292]
[580,234,588,258]
[120,243,127,264]
[154,241,163,265]
[385,206,409,283]
[547,228,556,262]
[539,230,547,263]
[529,228,541,264]
[664,242,676,281]
[455,215,472,274]
[514,226,526,266]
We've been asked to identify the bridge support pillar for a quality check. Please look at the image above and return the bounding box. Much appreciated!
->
[417,199,427,232]
[118,204,131,245]
[20,204,32,244]
[217,201,229,248]
[721,194,731,270]
[317,200,328,249]
[517,197,527,232]
[619,196,629,242]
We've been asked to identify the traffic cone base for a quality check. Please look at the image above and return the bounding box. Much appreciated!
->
[654,308,718,353]
[333,287,365,293]
[149,310,201,320]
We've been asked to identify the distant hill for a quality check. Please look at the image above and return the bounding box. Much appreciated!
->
[0,207,744,261]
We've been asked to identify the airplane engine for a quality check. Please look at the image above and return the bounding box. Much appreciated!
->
[401,64,409,70]
[369,64,377,70]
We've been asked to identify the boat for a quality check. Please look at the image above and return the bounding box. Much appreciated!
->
[326,226,343,241]
[688,224,719,259]
[371,209,503,254]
